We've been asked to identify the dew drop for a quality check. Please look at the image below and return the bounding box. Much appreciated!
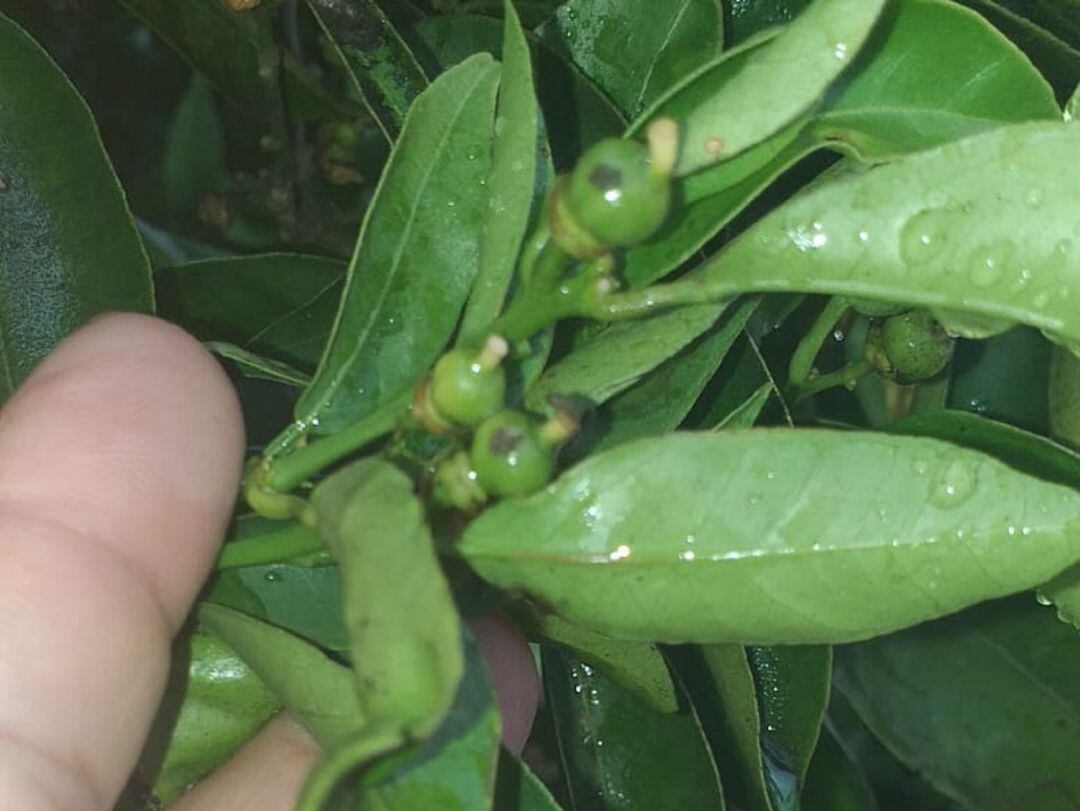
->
[929,458,977,508]
[1035,592,1053,607]
[833,42,848,60]
[1024,188,1044,209]
[966,243,1011,287]
[899,209,949,267]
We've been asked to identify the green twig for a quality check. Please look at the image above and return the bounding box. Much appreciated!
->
[791,359,873,403]
[217,523,326,569]
[787,296,850,388]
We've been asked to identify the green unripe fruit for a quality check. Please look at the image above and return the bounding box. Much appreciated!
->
[881,310,955,382]
[430,348,506,427]
[565,138,671,249]
[471,410,554,498]
[847,297,910,318]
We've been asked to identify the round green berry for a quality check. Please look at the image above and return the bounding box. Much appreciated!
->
[430,348,506,427]
[566,138,671,249]
[471,410,554,498]
[847,297,910,318]
[881,310,955,382]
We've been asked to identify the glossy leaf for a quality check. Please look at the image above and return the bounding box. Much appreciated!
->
[545,648,725,809]
[956,0,1080,101]
[458,1,545,344]
[199,603,364,748]
[296,54,500,435]
[353,631,501,810]
[812,0,1059,159]
[163,74,228,218]
[1049,344,1080,447]
[307,0,429,140]
[947,327,1052,432]
[745,645,831,795]
[313,457,462,737]
[493,749,565,810]
[690,123,1080,349]
[725,0,810,46]
[460,430,1080,644]
[573,297,758,456]
[834,596,1080,811]
[687,645,773,811]
[888,410,1080,490]
[413,14,624,169]
[536,0,723,118]
[527,611,678,713]
[145,629,280,804]
[525,302,726,411]
[1068,81,1080,120]
[118,0,344,121]
[155,253,345,369]
[801,726,878,811]
[666,0,886,175]
[0,13,153,402]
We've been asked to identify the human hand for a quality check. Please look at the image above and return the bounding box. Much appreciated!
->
[0,314,539,810]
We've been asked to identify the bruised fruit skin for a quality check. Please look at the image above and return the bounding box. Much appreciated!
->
[471,410,554,498]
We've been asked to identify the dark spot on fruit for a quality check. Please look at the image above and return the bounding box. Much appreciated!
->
[489,426,523,456]
[588,163,623,191]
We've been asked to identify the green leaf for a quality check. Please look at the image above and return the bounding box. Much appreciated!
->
[690,122,1080,349]
[1068,81,1080,120]
[458,1,545,344]
[155,253,345,369]
[460,430,1080,644]
[536,0,723,118]
[801,726,879,811]
[413,14,624,169]
[493,749,565,810]
[143,629,280,805]
[571,297,759,457]
[198,602,364,748]
[307,0,429,140]
[0,13,154,402]
[834,596,1080,811]
[525,302,726,411]
[313,458,462,737]
[296,54,500,436]
[164,74,228,218]
[680,645,773,811]
[666,0,887,175]
[356,631,501,809]
[947,327,1052,432]
[714,382,774,430]
[811,0,1059,159]
[118,0,345,121]
[746,645,831,795]
[956,0,1080,101]
[208,341,311,387]
[1049,344,1080,447]
[724,0,810,47]
[526,611,679,713]
[545,647,725,809]
[887,410,1080,490]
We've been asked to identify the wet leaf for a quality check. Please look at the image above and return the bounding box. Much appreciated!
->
[296,54,499,435]
[0,13,153,403]
[461,430,1080,643]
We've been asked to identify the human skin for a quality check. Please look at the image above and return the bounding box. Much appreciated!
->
[0,314,539,811]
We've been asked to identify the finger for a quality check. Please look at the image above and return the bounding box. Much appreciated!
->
[169,716,320,811]
[470,613,540,755]
[0,314,244,810]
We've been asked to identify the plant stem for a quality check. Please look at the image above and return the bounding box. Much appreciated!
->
[788,296,850,388]
[217,523,325,569]
[266,397,404,492]
[791,359,873,403]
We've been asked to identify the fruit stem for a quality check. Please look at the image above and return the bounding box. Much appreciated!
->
[787,296,850,388]
[790,359,873,403]
[476,334,509,371]
[216,522,326,569]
